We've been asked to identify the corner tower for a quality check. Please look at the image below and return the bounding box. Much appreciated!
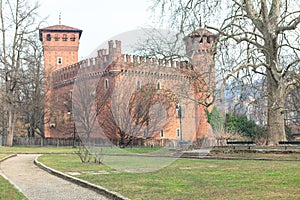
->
[39,24,82,138]
[39,25,82,71]
[184,29,217,139]
[183,28,217,88]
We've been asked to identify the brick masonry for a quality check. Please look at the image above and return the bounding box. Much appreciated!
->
[40,25,217,147]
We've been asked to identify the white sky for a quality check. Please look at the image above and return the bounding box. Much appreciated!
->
[36,0,156,59]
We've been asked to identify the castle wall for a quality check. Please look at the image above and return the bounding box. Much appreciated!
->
[43,30,217,147]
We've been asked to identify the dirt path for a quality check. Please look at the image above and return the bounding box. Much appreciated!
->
[0,154,109,200]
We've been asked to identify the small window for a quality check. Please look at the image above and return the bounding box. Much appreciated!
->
[70,34,75,41]
[55,34,59,41]
[156,81,161,90]
[62,34,67,41]
[137,80,141,89]
[176,128,180,137]
[57,57,62,65]
[105,79,109,89]
[207,36,211,43]
[46,34,51,41]
[199,37,203,44]
[160,130,164,138]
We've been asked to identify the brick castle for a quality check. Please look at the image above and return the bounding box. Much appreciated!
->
[39,24,217,147]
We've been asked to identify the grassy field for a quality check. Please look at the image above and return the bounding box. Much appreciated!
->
[0,146,75,154]
[38,154,300,200]
[0,176,27,200]
[0,154,8,160]
[211,152,300,161]
[0,146,165,154]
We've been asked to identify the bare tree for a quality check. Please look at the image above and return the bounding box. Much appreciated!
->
[73,75,98,146]
[0,0,41,146]
[19,35,45,139]
[153,0,300,145]
[96,72,171,147]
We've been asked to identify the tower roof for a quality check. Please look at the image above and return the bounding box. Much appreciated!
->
[39,24,83,41]
[186,28,216,39]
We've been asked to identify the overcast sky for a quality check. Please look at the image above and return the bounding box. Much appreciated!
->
[36,0,156,58]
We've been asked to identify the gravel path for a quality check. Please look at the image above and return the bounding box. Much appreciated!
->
[0,154,109,200]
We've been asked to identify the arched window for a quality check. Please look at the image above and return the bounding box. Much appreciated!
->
[136,80,141,89]
[57,57,62,65]
[199,37,203,44]
[160,130,164,138]
[105,79,109,89]
[176,128,180,137]
[55,34,59,41]
[62,34,67,41]
[46,34,51,41]
[156,81,161,90]
[70,34,75,41]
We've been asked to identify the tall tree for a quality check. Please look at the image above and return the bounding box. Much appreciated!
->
[0,0,40,146]
[19,35,44,139]
[153,0,300,145]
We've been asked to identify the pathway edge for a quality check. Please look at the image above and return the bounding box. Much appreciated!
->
[0,154,30,199]
[34,155,129,200]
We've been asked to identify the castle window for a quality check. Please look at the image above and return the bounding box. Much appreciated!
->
[207,36,211,43]
[176,128,180,137]
[199,37,203,44]
[137,80,141,89]
[160,130,164,138]
[156,81,161,90]
[55,34,59,41]
[70,34,75,41]
[46,34,51,41]
[57,57,62,65]
[62,34,67,41]
[105,79,109,89]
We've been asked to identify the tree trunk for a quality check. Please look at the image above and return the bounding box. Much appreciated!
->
[6,106,15,147]
[266,72,286,146]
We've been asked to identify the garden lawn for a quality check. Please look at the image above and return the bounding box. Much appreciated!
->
[211,152,300,161]
[0,146,165,154]
[38,154,300,200]
[0,176,27,200]
[0,154,8,160]
[0,146,75,154]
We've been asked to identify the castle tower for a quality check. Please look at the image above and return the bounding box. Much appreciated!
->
[184,29,217,139]
[39,25,82,138]
[183,28,217,88]
[39,25,82,71]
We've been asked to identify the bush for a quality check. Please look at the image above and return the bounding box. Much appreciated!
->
[205,107,225,131]
[225,113,266,142]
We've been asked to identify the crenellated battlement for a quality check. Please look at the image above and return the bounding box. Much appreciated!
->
[52,39,204,88]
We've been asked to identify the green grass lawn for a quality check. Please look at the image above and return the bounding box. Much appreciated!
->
[0,146,165,154]
[0,146,76,154]
[0,176,27,200]
[210,152,300,161]
[0,154,8,160]
[38,154,300,200]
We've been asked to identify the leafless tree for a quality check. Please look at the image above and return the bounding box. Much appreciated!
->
[285,89,300,126]
[153,0,300,145]
[0,0,41,146]
[95,72,171,147]
[72,75,98,146]
[18,36,45,139]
